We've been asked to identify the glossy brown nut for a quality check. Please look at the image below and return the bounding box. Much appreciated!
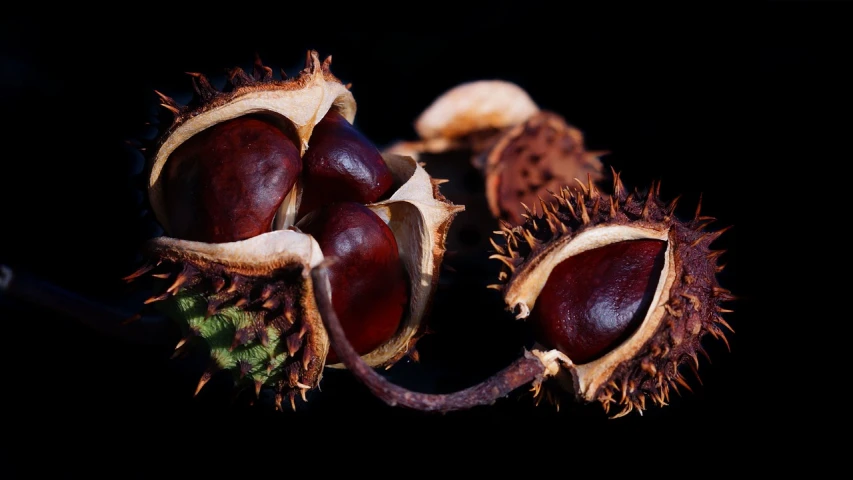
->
[530,239,667,364]
[297,110,394,219]
[296,202,407,363]
[162,115,301,243]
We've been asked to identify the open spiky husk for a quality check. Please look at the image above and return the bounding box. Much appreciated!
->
[490,174,734,417]
[127,51,463,409]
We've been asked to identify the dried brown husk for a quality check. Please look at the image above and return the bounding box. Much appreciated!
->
[383,81,605,225]
[490,174,734,417]
[129,51,463,407]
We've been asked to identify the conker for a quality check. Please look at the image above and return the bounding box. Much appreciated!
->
[162,114,301,243]
[297,110,394,219]
[296,202,408,364]
[529,239,667,364]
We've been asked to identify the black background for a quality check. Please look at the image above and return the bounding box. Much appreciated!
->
[0,4,836,474]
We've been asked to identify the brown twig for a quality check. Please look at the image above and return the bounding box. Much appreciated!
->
[310,263,550,413]
[0,264,178,347]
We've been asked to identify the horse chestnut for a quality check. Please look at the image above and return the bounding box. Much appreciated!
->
[529,239,667,364]
[162,115,301,243]
[298,109,394,219]
[296,202,407,363]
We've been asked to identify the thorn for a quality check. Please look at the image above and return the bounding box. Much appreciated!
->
[407,348,421,363]
[289,391,297,411]
[253,54,273,81]
[154,90,178,106]
[522,228,541,250]
[573,177,589,196]
[694,193,704,221]
[226,275,244,294]
[489,237,506,255]
[122,263,155,282]
[674,374,694,393]
[287,333,302,356]
[718,329,732,352]
[688,361,703,386]
[641,188,654,219]
[186,71,218,101]
[715,315,735,333]
[667,194,682,215]
[579,197,590,224]
[706,250,725,262]
[160,103,181,115]
[143,291,171,304]
[302,347,312,371]
[151,272,171,279]
[205,299,222,320]
[431,178,450,185]
[587,173,598,199]
[237,360,251,379]
[227,67,253,88]
[487,284,503,290]
[230,328,250,351]
[259,284,275,302]
[210,276,226,293]
[262,298,280,310]
[194,367,217,397]
[489,254,516,271]
[166,272,189,294]
[254,380,263,398]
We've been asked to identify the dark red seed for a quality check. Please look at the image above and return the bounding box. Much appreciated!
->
[297,110,394,220]
[163,115,302,243]
[530,239,667,364]
[296,202,408,363]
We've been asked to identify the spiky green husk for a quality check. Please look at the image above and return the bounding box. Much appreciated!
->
[490,173,735,417]
[128,257,326,410]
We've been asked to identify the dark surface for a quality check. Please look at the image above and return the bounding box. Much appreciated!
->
[0,6,833,473]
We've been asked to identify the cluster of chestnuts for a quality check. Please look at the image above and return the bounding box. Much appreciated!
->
[122,51,734,417]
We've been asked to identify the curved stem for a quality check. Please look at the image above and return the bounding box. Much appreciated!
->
[311,263,550,413]
[0,264,178,347]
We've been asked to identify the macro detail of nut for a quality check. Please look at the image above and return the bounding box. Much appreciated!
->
[125,51,464,410]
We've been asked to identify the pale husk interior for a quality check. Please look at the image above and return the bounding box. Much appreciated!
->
[148,229,324,276]
[415,80,539,141]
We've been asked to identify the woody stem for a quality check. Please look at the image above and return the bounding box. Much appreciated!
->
[310,263,546,413]
[0,263,178,347]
